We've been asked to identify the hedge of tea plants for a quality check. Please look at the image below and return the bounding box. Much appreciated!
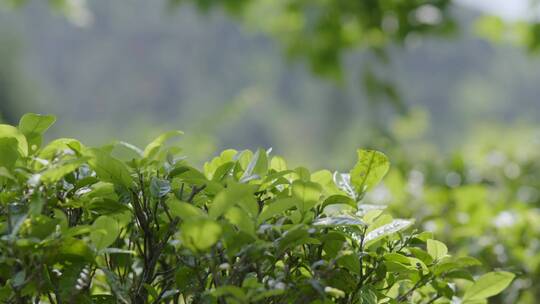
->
[0,114,513,303]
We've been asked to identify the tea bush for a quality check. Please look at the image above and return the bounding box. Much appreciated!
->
[0,114,513,303]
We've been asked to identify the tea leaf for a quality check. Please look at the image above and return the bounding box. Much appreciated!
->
[90,216,120,250]
[427,239,448,260]
[181,218,222,251]
[18,113,56,152]
[84,148,133,188]
[463,271,515,302]
[350,149,390,195]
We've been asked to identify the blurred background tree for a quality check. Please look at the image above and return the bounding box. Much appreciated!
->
[0,0,539,167]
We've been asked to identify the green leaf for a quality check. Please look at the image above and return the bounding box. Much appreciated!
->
[12,270,25,288]
[0,166,15,180]
[350,149,390,195]
[54,238,94,263]
[364,219,412,243]
[203,149,237,179]
[446,270,475,281]
[0,285,13,301]
[102,269,130,303]
[276,226,309,251]
[325,286,345,298]
[433,256,481,275]
[270,155,287,171]
[175,267,196,289]
[84,148,133,188]
[361,208,385,224]
[294,166,311,181]
[359,288,377,304]
[18,113,56,152]
[384,253,412,265]
[168,166,190,179]
[321,194,357,210]
[161,289,180,300]
[240,148,268,182]
[427,239,448,260]
[39,138,82,159]
[463,271,515,302]
[0,124,28,157]
[292,180,322,213]
[384,261,415,273]
[224,206,255,236]
[333,172,356,199]
[87,198,129,215]
[312,215,366,227]
[211,285,248,301]
[258,197,297,224]
[167,199,205,220]
[180,218,222,251]
[209,182,257,219]
[408,248,433,265]
[0,138,20,169]
[337,254,361,274]
[143,130,183,159]
[115,141,144,158]
[90,216,120,250]
[40,157,88,184]
[143,284,159,301]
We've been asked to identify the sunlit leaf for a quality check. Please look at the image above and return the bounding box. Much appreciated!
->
[350,149,390,195]
[312,216,366,227]
[40,157,88,184]
[292,180,322,213]
[143,130,183,159]
[0,124,28,157]
[427,239,448,260]
[270,155,287,171]
[167,199,205,220]
[463,271,515,302]
[209,182,257,219]
[333,172,356,200]
[39,138,82,160]
[18,113,56,152]
[84,148,133,188]
[0,138,20,169]
[364,219,413,243]
[258,197,297,224]
[240,148,268,182]
[180,218,222,251]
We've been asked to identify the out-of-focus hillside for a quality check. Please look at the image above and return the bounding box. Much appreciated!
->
[0,0,539,168]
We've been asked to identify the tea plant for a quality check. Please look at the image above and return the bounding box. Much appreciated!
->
[0,114,513,303]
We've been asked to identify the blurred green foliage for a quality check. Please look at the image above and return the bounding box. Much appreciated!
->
[2,0,456,111]
[0,31,35,124]
[159,0,453,110]
[0,1,538,169]
[173,0,455,77]
[0,1,539,155]
[361,121,540,303]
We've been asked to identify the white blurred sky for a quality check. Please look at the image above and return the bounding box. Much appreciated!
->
[457,0,539,21]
